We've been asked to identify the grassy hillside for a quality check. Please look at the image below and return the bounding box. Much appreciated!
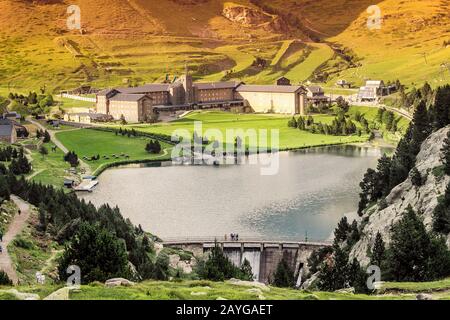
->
[0,0,448,93]
[3,277,450,300]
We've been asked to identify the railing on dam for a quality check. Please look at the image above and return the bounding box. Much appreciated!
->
[162,236,332,247]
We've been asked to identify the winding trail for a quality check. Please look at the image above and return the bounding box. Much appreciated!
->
[26,117,92,175]
[0,196,32,285]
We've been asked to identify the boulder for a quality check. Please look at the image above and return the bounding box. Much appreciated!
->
[301,272,320,290]
[105,278,135,287]
[227,278,270,292]
[416,293,433,300]
[335,287,355,294]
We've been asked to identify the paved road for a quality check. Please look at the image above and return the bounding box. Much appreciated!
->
[26,117,92,175]
[0,196,32,285]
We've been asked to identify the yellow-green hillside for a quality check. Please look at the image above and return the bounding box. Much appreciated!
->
[0,0,448,93]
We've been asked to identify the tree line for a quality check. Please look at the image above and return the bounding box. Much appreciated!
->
[358,85,449,216]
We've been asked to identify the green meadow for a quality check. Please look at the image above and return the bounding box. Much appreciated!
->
[116,106,408,150]
[56,129,172,175]
[6,277,450,300]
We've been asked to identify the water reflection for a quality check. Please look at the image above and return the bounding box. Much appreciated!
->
[80,145,388,241]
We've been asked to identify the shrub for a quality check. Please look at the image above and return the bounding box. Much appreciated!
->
[0,271,12,286]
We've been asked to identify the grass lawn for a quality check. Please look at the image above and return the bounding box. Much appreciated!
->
[21,139,72,188]
[113,107,400,151]
[56,129,173,174]
[379,278,450,293]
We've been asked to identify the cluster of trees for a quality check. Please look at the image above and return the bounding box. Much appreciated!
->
[271,257,295,288]
[357,84,446,215]
[0,146,19,162]
[433,131,450,233]
[396,82,434,111]
[313,205,450,293]
[371,207,450,282]
[8,91,54,115]
[0,173,167,284]
[289,113,361,136]
[145,140,162,154]
[311,216,367,293]
[333,216,360,248]
[316,243,368,293]
[36,129,51,143]
[376,108,399,133]
[115,127,138,137]
[196,243,253,282]
[8,148,32,175]
[63,151,79,167]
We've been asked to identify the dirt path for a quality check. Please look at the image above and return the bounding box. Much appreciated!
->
[0,196,32,285]
[26,117,92,175]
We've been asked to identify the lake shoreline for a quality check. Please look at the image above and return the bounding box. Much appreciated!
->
[91,138,390,177]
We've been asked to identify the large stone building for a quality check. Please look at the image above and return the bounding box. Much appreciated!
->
[96,74,308,122]
[0,118,18,144]
[235,85,306,114]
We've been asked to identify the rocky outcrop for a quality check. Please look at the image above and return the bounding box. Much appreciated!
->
[227,278,270,291]
[105,278,135,287]
[169,254,197,274]
[350,126,450,265]
[222,5,288,33]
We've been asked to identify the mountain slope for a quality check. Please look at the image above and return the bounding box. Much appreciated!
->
[0,0,449,92]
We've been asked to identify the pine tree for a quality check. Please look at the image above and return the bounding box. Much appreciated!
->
[432,85,450,130]
[317,244,350,291]
[58,223,131,284]
[410,167,423,187]
[0,175,10,201]
[43,130,51,143]
[288,117,297,128]
[38,203,48,232]
[441,130,450,175]
[370,232,386,267]
[272,256,295,288]
[376,154,392,197]
[410,100,431,154]
[239,259,254,281]
[334,216,350,243]
[433,182,450,234]
[386,205,450,281]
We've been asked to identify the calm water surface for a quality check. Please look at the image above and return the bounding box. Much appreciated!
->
[80,145,389,241]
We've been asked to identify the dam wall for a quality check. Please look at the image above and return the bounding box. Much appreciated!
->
[163,240,330,283]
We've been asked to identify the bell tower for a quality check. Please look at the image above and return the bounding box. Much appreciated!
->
[181,64,194,104]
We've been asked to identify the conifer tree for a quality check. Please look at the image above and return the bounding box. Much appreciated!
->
[370,232,386,267]
[272,256,295,288]
[441,130,450,175]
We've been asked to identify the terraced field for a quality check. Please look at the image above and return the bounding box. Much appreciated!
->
[0,0,449,95]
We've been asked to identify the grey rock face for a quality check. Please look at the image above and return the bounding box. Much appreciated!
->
[350,126,450,266]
